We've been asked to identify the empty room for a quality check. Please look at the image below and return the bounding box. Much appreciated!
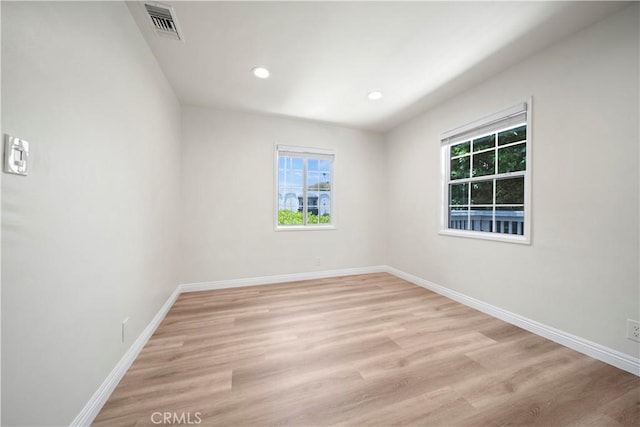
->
[2,1,639,426]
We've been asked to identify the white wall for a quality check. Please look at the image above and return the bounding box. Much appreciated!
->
[180,106,386,284]
[1,2,638,426]
[1,2,182,426]
[386,4,639,358]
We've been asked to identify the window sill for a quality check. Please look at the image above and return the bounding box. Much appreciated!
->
[439,229,530,244]
[275,225,337,232]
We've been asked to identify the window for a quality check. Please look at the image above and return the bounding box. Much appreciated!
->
[440,101,531,243]
[276,145,334,229]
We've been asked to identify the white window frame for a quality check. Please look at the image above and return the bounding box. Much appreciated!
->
[439,99,532,244]
[275,145,336,231]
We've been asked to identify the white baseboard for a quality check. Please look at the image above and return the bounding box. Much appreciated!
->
[179,265,388,293]
[384,265,640,376]
[70,287,181,427]
[73,264,639,425]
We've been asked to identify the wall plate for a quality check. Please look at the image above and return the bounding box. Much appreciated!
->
[4,134,29,176]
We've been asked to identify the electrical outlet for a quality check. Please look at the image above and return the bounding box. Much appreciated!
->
[314,257,321,266]
[627,319,640,342]
[122,317,129,343]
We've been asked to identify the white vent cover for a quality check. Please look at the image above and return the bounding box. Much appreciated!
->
[144,2,183,41]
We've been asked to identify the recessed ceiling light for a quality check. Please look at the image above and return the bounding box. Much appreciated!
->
[368,91,383,100]
[252,66,270,79]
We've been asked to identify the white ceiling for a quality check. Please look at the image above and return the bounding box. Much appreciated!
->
[127,1,627,132]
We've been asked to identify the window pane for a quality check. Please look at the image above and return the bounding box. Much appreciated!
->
[451,141,470,157]
[471,180,493,205]
[449,206,468,230]
[318,195,331,218]
[307,194,320,223]
[469,207,493,232]
[278,156,303,170]
[451,156,470,180]
[496,206,524,235]
[472,150,495,177]
[449,183,468,205]
[496,177,524,204]
[307,172,321,192]
[278,155,304,225]
[498,143,526,174]
[306,157,331,225]
[473,134,495,152]
[280,193,301,212]
[308,173,331,191]
[278,209,303,225]
[498,125,526,146]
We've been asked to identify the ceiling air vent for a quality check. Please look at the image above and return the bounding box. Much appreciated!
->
[144,2,183,41]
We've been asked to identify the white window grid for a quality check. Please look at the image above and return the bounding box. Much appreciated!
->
[448,126,526,234]
[440,100,532,244]
[275,145,335,230]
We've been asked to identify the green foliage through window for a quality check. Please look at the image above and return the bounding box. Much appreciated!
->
[444,120,528,237]
[278,210,331,225]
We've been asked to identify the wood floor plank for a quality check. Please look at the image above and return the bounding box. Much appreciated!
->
[297,354,487,426]
[93,273,640,426]
[599,388,640,426]
[337,386,476,427]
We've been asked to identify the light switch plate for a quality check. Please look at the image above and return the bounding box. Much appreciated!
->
[4,134,29,176]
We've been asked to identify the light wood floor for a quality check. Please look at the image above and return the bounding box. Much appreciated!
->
[94,273,640,426]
